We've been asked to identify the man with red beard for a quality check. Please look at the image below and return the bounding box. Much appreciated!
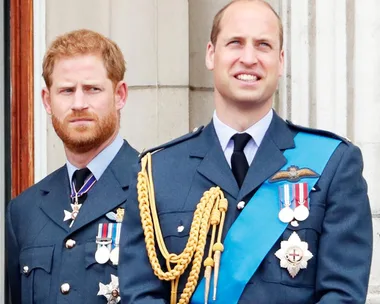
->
[6,29,138,304]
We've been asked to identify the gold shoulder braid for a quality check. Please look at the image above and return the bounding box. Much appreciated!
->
[138,153,228,304]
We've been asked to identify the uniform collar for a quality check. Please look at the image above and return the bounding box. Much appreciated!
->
[212,108,273,151]
[66,134,124,186]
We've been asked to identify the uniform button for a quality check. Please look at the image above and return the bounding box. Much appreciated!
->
[23,266,29,274]
[60,283,70,295]
[177,225,184,233]
[237,201,246,210]
[192,127,198,133]
[65,239,76,249]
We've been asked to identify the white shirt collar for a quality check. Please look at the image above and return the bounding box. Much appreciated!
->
[213,109,273,151]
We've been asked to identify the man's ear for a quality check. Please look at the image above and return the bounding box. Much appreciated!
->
[114,81,128,110]
[205,41,216,71]
[42,88,52,115]
[278,49,284,77]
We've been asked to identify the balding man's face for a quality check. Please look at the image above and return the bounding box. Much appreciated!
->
[206,1,284,109]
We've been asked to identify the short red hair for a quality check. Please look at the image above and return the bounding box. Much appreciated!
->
[43,29,126,88]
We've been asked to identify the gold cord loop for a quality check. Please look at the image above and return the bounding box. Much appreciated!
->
[137,153,228,304]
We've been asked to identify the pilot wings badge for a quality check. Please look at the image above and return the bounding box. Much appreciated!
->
[269,165,319,183]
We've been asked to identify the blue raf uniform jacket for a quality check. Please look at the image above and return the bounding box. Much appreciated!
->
[118,112,372,304]
[6,141,138,304]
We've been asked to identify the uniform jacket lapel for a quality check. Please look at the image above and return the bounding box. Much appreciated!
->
[190,112,296,203]
[190,123,240,200]
[39,141,137,235]
[39,167,72,233]
[238,111,295,201]
[69,141,137,234]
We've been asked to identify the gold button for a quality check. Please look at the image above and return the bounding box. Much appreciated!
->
[22,266,29,274]
[60,283,70,295]
[65,239,76,249]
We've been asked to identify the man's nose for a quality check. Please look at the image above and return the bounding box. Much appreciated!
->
[240,44,258,66]
[71,90,88,111]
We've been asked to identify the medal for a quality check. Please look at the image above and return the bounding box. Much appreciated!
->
[97,274,121,304]
[294,205,309,221]
[275,232,313,278]
[294,183,310,221]
[278,184,294,223]
[110,223,121,265]
[95,245,111,264]
[278,206,294,223]
[95,223,113,264]
[64,173,97,226]
[63,203,82,227]
[110,248,119,265]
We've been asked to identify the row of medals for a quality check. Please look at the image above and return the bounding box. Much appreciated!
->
[96,239,119,265]
[278,192,309,224]
[95,210,124,266]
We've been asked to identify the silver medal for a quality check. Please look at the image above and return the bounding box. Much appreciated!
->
[110,247,119,265]
[294,205,309,221]
[278,206,294,223]
[95,245,110,264]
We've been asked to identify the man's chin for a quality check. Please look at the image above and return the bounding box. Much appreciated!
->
[64,139,99,154]
[232,95,264,105]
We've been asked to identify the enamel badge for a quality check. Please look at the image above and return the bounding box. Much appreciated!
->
[105,208,125,223]
[275,232,313,278]
[63,203,82,227]
[97,274,121,304]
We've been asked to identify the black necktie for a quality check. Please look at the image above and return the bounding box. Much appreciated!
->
[231,133,251,188]
[73,167,91,204]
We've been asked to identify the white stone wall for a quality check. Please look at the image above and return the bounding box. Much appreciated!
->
[39,0,379,301]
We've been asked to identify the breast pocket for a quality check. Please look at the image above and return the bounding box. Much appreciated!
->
[84,241,118,296]
[159,212,199,255]
[19,245,54,304]
[258,206,324,288]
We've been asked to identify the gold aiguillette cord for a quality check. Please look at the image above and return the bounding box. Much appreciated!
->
[137,153,228,304]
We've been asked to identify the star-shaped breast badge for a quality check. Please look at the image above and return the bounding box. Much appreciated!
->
[275,231,313,278]
[97,274,121,304]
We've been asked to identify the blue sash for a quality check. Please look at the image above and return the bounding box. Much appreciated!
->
[191,132,341,304]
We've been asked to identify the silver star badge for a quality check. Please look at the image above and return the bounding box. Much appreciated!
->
[275,231,313,278]
[97,274,121,304]
[63,203,82,227]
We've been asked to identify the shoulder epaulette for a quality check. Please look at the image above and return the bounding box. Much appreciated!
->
[286,120,351,144]
[138,126,205,160]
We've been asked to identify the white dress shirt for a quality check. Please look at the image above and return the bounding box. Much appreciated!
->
[213,109,273,167]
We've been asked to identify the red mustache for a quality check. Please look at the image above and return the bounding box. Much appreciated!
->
[65,112,98,122]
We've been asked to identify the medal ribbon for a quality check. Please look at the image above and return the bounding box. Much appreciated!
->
[112,223,121,249]
[97,223,112,251]
[70,174,97,201]
[279,184,295,209]
[107,223,113,252]
[295,182,309,208]
[192,132,341,304]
